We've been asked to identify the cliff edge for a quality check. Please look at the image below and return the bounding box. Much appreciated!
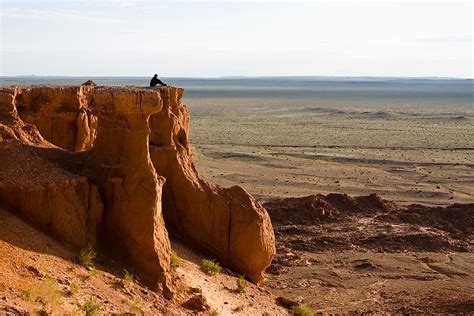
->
[0,85,276,298]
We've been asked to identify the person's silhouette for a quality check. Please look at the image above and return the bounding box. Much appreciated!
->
[150,74,167,87]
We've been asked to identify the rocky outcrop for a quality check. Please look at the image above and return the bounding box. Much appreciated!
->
[87,87,173,296]
[149,88,275,284]
[0,85,275,294]
[14,86,97,151]
[0,88,103,248]
[0,168,103,248]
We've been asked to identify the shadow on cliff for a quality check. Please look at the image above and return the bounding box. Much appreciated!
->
[0,203,78,261]
[0,203,136,283]
[27,144,89,175]
[0,144,137,281]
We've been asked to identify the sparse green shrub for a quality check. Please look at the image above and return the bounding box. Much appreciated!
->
[89,267,97,277]
[170,251,182,267]
[209,310,220,316]
[128,297,144,314]
[365,259,377,268]
[201,259,221,275]
[78,244,96,268]
[82,300,101,316]
[292,304,315,316]
[23,278,63,312]
[68,282,79,296]
[236,275,247,293]
[124,270,134,285]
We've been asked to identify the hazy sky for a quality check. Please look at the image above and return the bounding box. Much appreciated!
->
[1,0,472,77]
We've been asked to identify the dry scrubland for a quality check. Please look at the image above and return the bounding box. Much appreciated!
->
[188,99,474,313]
[189,101,473,205]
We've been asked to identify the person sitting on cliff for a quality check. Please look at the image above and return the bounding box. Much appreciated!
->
[150,74,167,87]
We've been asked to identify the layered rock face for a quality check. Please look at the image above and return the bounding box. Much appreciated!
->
[149,89,275,284]
[15,86,97,151]
[86,87,173,296]
[0,85,275,293]
[0,87,103,248]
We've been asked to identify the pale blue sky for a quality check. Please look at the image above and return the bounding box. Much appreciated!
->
[1,0,472,77]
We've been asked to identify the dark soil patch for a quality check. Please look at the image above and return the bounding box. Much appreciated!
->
[265,193,473,267]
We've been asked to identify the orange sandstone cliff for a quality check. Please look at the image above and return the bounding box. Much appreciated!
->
[0,85,276,297]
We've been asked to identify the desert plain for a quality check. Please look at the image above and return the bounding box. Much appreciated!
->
[189,94,473,206]
[185,81,474,313]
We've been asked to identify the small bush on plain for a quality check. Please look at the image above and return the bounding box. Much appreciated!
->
[201,259,221,275]
[292,304,315,316]
[129,297,143,314]
[82,300,101,316]
[123,270,134,285]
[170,251,182,267]
[68,282,79,296]
[236,275,248,293]
[89,267,97,277]
[23,278,63,313]
[78,244,96,268]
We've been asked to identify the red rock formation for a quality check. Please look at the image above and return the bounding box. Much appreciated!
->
[87,87,172,296]
[149,88,275,284]
[0,85,275,295]
[14,86,97,152]
[0,87,103,248]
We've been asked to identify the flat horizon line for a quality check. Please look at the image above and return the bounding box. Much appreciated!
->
[1,75,473,81]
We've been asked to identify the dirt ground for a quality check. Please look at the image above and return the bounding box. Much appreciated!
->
[188,99,473,206]
[0,205,285,315]
[263,193,474,314]
[188,101,474,314]
[193,144,473,206]
[172,240,286,316]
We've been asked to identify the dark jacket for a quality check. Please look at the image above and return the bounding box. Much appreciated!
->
[150,76,166,87]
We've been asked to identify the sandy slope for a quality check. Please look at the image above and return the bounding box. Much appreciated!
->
[0,204,182,315]
[172,240,286,315]
[0,205,285,315]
